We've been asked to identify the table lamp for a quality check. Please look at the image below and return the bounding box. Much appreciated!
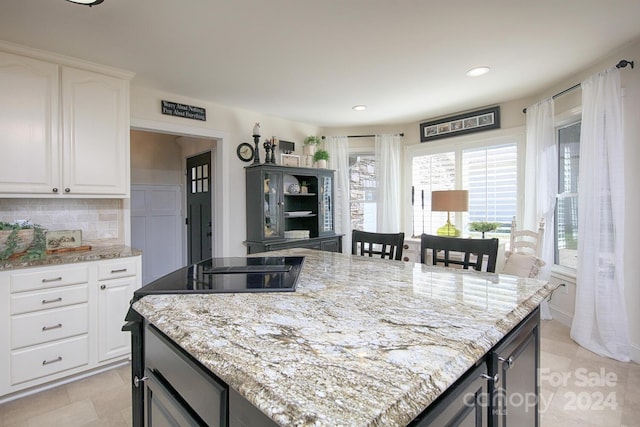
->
[431,190,468,237]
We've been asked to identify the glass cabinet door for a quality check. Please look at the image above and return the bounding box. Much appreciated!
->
[263,171,283,239]
[319,174,333,235]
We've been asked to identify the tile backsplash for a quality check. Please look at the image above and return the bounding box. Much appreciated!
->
[0,199,124,245]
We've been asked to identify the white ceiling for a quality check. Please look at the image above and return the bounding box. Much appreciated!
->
[2,0,639,127]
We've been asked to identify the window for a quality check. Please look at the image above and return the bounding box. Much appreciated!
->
[555,121,580,269]
[349,154,377,231]
[410,137,519,239]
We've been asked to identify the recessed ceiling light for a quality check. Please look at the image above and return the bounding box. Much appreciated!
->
[352,105,367,111]
[466,66,490,77]
[66,0,104,6]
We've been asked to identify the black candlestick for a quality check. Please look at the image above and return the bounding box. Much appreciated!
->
[270,142,277,164]
[263,140,272,164]
[252,134,261,164]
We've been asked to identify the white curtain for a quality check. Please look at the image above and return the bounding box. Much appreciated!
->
[325,136,351,253]
[375,134,402,233]
[570,67,630,362]
[524,98,556,320]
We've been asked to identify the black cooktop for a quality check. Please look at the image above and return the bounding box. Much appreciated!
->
[134,256,305,296]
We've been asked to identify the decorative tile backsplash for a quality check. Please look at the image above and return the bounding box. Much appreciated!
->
[0,199,124,244]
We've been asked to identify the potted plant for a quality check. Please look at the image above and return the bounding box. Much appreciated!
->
[303,136,322,156]
[0,221,46,260]
[468,221,502,239]
[313,149,330,168]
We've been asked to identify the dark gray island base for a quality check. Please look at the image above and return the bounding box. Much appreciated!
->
[125,249,555,426]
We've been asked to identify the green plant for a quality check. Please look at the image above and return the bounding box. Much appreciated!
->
[300,181,308,187]
[313,149,330,162]
[468,221,501,238]
[304,136,322,145]
[0,221,46,260]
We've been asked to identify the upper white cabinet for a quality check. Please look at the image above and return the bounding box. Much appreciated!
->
[0,51,60,195]
[61,67,129,196]
[0,44,132,198]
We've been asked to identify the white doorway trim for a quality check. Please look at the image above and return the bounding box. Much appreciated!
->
[129,117,231,257]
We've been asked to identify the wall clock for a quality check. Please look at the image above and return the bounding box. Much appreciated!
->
[236,142,254,162]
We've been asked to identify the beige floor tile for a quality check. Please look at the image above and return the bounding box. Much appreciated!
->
[25,399,98,427]
[65,370,126,403]
[2,386,70,426]
[89,382,131,419]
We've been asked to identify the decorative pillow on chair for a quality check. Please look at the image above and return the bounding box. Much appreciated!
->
[501,251,546,278]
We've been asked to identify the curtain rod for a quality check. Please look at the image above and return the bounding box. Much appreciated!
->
[321,133,404,139]
[522,59,634,114]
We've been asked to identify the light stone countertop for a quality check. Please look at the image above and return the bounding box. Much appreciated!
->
[0,244,141,271]
[133,248,557,427]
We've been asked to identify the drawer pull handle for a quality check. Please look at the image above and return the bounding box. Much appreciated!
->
[42,297,63,304]
[42,356,62,366]
[133,375,148,388]
[42,323,63,331]
[42,277,63,283]
[111,268,127,274]
[498,356,514,368]
[481,373,500,384]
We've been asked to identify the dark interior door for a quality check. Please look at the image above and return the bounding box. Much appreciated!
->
[186,151,212,264]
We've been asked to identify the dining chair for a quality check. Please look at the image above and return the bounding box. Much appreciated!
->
[351,230,405,261]
[509,216,544,257]
[502,217,546,279]
[420,233,499,273]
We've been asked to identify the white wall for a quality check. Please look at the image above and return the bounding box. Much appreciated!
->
[129,85,320,257]
[321,38,640,363]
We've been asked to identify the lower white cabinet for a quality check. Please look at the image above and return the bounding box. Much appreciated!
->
[98,275,137,362]
[0,255,141,399]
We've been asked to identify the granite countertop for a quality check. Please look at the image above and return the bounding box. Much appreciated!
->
[133,248,557,427]
[0,245,141,271]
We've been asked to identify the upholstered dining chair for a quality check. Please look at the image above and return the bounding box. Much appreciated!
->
[351,230,405,261]
[420,233,499,273]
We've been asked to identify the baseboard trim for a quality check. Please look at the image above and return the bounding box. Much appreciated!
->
[0,359,129,404]
[548,304,573,328]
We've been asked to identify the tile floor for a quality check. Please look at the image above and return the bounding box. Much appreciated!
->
[0,320,638,426]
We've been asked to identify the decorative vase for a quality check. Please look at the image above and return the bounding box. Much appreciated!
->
[287,183,300,194]
[316,159,327,169]
[0,229,34,254]
[303,145,316,156]
[302,155,313,167]
[300,186,308,194]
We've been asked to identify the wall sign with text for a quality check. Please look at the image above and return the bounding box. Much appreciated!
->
[161,100,206,121]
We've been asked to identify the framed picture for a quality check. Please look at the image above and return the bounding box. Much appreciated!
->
[281,154,300,167]
[420,106,500,142]
[45,229,82,250]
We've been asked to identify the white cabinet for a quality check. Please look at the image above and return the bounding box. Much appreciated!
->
[3,264,90,389]
[0,45,132,198]
[97,258,140,362]
[61,67,129,196]
[0,255,141,399]
[0,50,60,194]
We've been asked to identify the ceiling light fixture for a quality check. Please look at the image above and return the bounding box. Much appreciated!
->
[352,105,367,111]
[466,66,490,77]
[65,0,104,6]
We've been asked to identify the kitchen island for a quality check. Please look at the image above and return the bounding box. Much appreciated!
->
[128,248,557,426]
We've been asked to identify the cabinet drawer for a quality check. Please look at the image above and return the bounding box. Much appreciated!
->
[10,334,89,385]
[11,303,89,349]
[98,258,138,280]
[146,325,227,427]
[10,283,89,315]
[10,265,89,293]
